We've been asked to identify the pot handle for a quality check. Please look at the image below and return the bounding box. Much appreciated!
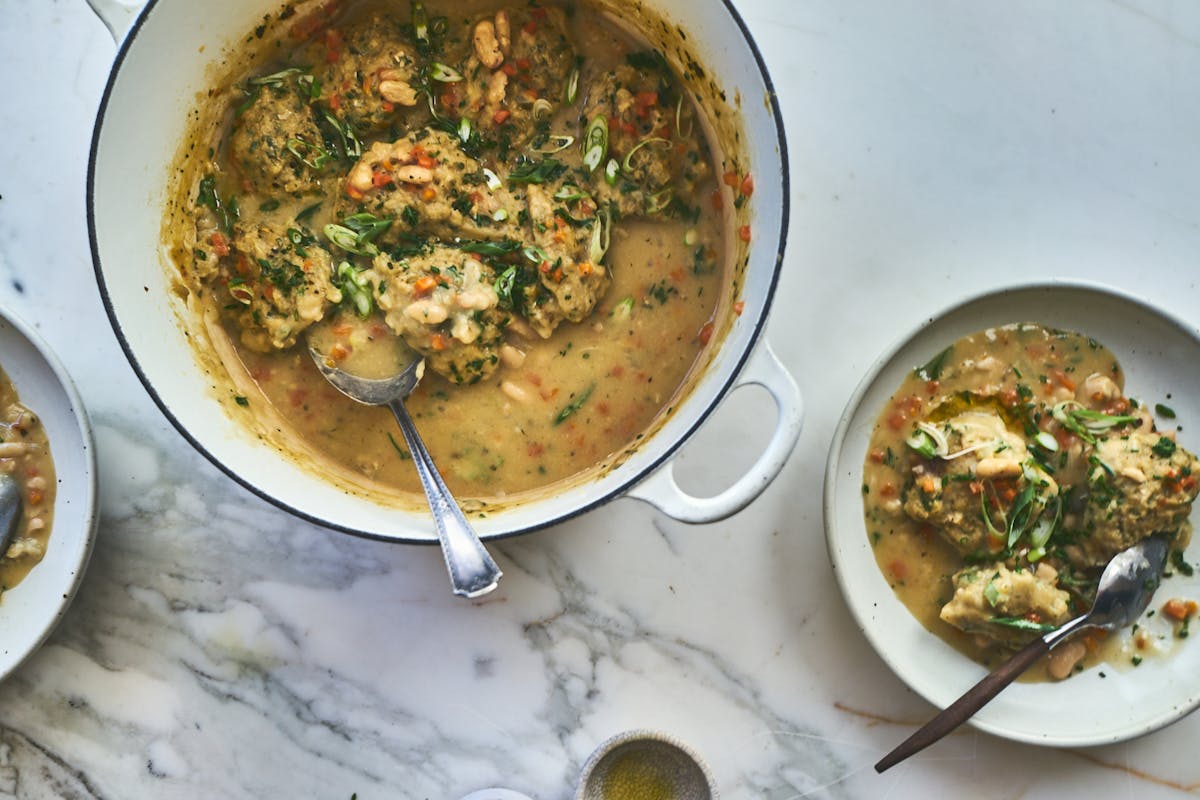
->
[84,0,143,44]
[626,340,803,523]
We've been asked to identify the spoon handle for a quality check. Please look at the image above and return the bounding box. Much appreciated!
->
[388,400,503,598]
[875,632,1055,772]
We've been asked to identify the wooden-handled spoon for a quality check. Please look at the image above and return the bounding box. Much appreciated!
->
[876,534,1170,772]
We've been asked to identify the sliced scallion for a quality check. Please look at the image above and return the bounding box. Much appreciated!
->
[228,279,253,305]
[563,61,581,105]
[1033,431,1059,452]
[588,208,611,265]
[248,67,303,88]
[412,2,429,43]
[1052,401,1139,443]
[621,136,670,173]
[324,224,362,253]
[494,266,517,308]
[646,188,673,215]
[610,296,634,322]
[530,134,575,154]
[905,429,938,459]
[581,115,609,173]
[675,94,693,138]
[482,168,502,190]
[335,261,373,317]
[522,245,548,264]
[428,62,463,83]
[603,158,620,186]
[457,116,472,144]
[553,184,590,202]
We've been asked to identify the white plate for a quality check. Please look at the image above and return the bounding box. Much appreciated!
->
[824,279,1200,747]
[0,309,97,681]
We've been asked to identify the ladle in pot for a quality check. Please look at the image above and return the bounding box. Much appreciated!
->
[307,316,502,598]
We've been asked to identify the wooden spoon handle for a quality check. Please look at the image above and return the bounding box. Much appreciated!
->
[874,636,1049,772]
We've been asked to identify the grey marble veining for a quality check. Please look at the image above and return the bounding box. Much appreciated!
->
[5,0,1200,797]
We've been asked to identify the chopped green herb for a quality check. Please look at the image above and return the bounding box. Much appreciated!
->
[988,616,1057,633]
[554,384,595,425]
[507,158,567,185]
[1153,436,1178,458]
[914,346,952,381]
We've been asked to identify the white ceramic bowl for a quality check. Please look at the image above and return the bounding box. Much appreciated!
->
[825,280,1200,746]
[0,308,97,681]
[88,0,802,542]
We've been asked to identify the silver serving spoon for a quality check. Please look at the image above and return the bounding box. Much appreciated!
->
[876,533,1170,773]
[307,319,502,599]
[0,473,23,554]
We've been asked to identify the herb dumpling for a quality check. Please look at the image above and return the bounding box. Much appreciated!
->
[940,562,1073,647]
[902,410,1059,557]
[230,76,332,197]
[224,218,339,352]
[337,129,524,243]
[519,183,611,338]
[582,62,711,218]
[1071,430,1200,567]
[312,14,421,136]
[369,246,507,384]
[452,6,578,149]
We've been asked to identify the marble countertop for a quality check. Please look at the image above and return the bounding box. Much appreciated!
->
[5,0,1200,797]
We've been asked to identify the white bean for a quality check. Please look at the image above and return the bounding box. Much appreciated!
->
[473,20,504,69]
[394,165,433,184]
[499,344,526,368]
[378,80,418,106]
[494,10,511,52]
[501,380,532,404]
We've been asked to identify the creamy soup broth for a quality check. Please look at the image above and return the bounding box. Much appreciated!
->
[0,368,55,593]
[168,0,741,502]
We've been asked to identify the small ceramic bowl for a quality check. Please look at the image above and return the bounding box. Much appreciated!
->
[575,730,719,800]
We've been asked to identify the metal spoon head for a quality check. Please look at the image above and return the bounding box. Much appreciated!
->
[0,473,23,553]
[1086,533,1170,631]
[306,314,424,406]
[304,312,503,598]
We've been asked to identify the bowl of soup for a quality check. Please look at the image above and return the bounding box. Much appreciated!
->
[89,0,800,540]
[825,280,1200,746]
[0,307,97,683]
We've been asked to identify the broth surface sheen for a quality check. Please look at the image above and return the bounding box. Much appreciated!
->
[166,0,744,506]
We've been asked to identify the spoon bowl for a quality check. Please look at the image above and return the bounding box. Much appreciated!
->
[307,316,502,598]
[0,473,24,555]
[875,533,1170,772]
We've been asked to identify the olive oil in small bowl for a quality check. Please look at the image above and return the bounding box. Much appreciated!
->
[575,730,718,800]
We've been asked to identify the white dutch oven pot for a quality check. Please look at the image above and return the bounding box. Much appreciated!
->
[88,0,801,542]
